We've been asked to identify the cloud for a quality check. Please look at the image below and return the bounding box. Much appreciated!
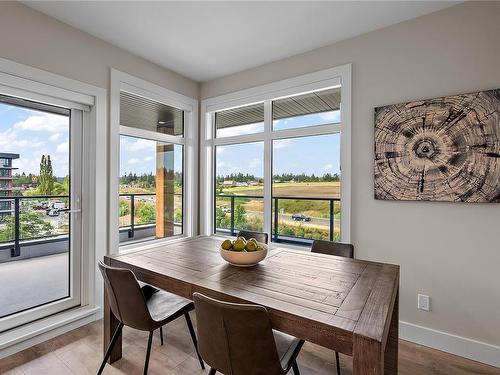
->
[216,146,225,155]
[50,133,61,141]
[323,163,334,170]
[248,158,262,169]
[120,137,155,152]
[274,139,293,149]
[14,113,68,133]
[319,110,341,123]
[144,156,153,162]
[56,141,69,154]
[128,158,140,165]
[216,160,226,168]
[216,122,263,138]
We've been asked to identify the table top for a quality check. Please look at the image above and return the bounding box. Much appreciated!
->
[106,236,399,355]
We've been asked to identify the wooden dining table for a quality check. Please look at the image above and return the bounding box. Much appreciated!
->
[103,236,399,374]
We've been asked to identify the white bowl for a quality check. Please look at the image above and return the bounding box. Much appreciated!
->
[220,242,268,267]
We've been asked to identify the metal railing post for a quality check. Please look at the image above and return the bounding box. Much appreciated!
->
[273,197,279,242]
[230,196,235,236]
[128,194,135,238]
[11,197,20,257]
[329,199,334,242]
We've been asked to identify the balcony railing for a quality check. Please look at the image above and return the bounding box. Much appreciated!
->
[119,193,183,241]
[0,195,70,258]
[215,194,341,246]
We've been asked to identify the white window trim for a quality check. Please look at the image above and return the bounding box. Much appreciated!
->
[0,57,106,355]
[109,69,198,254]
[201,64,351,242]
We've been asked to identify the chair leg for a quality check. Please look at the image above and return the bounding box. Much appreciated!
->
[184,312,205,369]
[97,322,123,375]
[208,368,217,375]
[159,326,164,345]
[335,351,341,375]
[143,331,154,375]
[292,361,300,375]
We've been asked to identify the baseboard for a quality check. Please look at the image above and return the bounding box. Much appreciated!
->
[400,321,500,368]
[0,306,101,360]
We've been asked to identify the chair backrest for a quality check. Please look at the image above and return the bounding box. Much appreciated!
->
[237,230,269,244]
[311,239,354,259]
[193,293,284,375]
[98,261,154,331]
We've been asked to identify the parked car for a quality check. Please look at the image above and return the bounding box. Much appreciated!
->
[47,209,60,217]
[292,213,311,222]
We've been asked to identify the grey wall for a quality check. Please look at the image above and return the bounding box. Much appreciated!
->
[201,2,500,347]
[0,2,199,98]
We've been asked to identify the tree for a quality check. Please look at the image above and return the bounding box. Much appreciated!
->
[0,212,55,241]
[234,204,247,229]
[135,201,156,224]
[39,155,55,195]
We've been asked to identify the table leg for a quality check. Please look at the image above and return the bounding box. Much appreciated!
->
[384,291,399,374]
[353,335,383,375]
[104,285,122,363]
[353,289,399,375]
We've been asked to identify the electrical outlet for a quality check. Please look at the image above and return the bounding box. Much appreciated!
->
[418,294,430,311]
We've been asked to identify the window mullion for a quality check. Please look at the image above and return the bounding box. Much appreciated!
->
[263,100,272,239]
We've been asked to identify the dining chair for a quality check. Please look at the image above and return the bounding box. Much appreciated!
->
[193,292,304,375]
[311,239,354,375]
[97,261,205,375]
[236,230,269,244]
[311,239,354,259]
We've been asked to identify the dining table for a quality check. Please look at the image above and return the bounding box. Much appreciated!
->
[103,236,399,374]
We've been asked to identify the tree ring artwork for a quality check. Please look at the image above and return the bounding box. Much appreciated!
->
[374,89,500,202]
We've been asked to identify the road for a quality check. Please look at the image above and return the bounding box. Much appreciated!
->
[244,210,332,227]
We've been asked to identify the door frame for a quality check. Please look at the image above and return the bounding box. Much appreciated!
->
[0,57,106,353]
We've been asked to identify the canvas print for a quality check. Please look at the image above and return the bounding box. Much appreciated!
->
[374,89,500,202]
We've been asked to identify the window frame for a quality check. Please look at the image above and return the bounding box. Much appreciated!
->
[109,69,198,254]
[201,64,351,242]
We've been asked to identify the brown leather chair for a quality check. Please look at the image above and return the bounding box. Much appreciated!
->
[237,230,269,244]
[193,292,304,375]
[311,239,354,259]
[98,261,204,375]
[311,239,354,375]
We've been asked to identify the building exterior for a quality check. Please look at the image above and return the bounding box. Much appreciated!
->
[0,153,20,220]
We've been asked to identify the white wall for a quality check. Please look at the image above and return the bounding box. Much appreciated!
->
[201,1,500,353]
[0,2,199,98]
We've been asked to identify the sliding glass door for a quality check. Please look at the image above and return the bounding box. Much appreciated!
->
[0,92,83,331]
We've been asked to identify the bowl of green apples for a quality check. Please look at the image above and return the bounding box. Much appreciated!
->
[219,237,268,267]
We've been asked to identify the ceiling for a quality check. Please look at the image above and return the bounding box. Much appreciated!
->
[24,1,459,82]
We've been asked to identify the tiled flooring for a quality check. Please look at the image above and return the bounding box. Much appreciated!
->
[1,317,499,375]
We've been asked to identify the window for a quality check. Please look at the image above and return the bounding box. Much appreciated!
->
[203,65,351,244]
[214,141,264,235]
[119,135,183,243]
[215,103,264,138]
[272,87,340,131]
[272,134,341,243]
[111,69,198,252]
[118,93,185,244]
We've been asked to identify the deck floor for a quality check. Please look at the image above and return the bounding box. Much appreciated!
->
[0,253,69,318]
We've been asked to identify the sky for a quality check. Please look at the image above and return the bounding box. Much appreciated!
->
[120,135,183,176]
[216,111,341,178]
[0,101,339,179]
[0,103,69,177]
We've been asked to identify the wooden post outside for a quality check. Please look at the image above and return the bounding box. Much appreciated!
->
[156,143,175,238]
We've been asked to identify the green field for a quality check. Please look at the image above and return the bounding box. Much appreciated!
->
[215,181,342,241]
